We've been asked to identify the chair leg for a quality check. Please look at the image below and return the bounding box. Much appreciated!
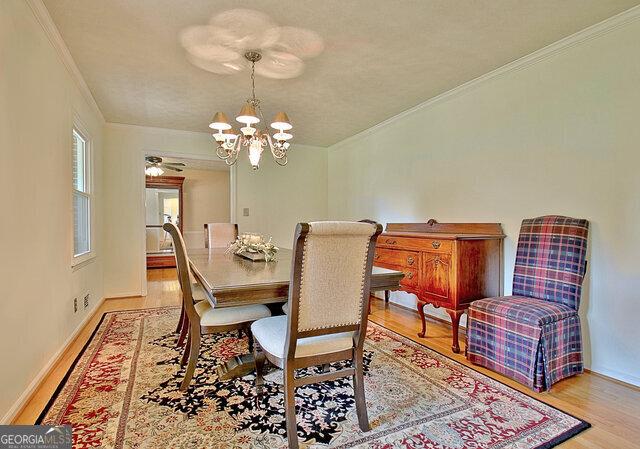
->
[254,344,266,396]
[176,314,189,348]
[284,364,299,449]
[180,325,201,391]
[353,352,371,432]
[175,305,185,333]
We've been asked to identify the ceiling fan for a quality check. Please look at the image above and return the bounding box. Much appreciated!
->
[145,156,185,176]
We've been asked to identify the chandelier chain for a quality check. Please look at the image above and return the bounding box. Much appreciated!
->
[251,61,256,101]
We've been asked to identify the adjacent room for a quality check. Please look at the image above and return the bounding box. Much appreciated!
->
[2,1,639,448]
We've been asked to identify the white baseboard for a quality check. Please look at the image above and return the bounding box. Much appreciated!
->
[588,366,640,388]
[1,297,106,424]
[105,291,144,299]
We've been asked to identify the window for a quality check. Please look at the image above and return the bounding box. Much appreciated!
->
[73,127,92,261]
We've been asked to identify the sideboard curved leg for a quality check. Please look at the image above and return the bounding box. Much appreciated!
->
[417,301,427,338]
[447,309,463,353]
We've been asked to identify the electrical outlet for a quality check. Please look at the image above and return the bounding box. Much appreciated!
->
[83,294,89,309]
[73,298,78,313]
[243,208,250,217]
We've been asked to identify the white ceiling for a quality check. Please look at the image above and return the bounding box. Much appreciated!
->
[44,0,639,147]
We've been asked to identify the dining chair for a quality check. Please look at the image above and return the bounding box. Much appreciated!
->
[163,222,272,391]
[204,222,238,248]
[177,222,236,343]
[251,221,382,449]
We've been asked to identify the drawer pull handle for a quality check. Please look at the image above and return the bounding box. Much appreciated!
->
[375,254,380,259]
[432,241,441,249]
[434,256,441,265]
[406,272,414,279]
[407,256,415,265]
[385,239,397,244]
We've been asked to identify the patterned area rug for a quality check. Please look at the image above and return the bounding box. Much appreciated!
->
[39,307,589,448]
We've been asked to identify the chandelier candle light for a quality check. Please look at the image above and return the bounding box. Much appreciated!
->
[210,51,292,170]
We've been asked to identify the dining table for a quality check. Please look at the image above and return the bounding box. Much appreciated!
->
[188,247,404,380]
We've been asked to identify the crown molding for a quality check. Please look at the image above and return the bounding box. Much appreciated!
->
[26,0,105,122]
[330,5,640,150]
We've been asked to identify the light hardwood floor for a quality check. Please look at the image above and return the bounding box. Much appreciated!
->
[14,269,640,448]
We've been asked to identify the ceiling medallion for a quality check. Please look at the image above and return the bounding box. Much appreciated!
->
[179,9,324,79]
[209,51,292,169]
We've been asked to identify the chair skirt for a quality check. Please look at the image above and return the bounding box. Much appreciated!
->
[467,303,584,392]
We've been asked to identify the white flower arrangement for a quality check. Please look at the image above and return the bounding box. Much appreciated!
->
[227,233,279,262]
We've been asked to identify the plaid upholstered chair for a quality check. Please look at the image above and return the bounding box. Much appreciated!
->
[467,215,589,392]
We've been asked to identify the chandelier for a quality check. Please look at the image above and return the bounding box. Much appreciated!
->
[209,50,292,170]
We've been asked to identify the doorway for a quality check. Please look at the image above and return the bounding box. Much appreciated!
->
[142,151,235,291]
[145,176,184,268]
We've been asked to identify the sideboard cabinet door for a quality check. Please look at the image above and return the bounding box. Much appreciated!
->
[421,252,451,302]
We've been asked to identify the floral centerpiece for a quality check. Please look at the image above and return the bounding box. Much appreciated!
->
[227,233,279,262]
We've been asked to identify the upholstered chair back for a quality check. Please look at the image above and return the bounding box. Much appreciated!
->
[163,222,196,309]
[288,221,382,335]
[204,223,238,248]
[512,215,589,310]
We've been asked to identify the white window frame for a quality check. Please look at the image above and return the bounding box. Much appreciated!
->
[72,121,94,267]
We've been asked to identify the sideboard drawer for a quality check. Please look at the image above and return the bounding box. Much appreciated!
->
[399,267,418,289]
[374,248,419,268]
[378,236,453,253]
[373,262,418,289]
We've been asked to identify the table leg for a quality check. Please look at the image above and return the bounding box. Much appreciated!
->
[417,300,427,338]
[446,309,464,354]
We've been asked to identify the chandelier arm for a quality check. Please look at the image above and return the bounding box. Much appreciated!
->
[215,144,229,160]
[230,136,242,164]
[266,134,288,161]
[274,156,288,166]
[266,134,276,156]
[225,144,239,165]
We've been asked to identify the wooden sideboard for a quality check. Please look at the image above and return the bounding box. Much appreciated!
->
[373,220,504,353]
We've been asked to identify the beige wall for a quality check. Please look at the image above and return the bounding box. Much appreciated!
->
[103,123,220,297]
[327,18,640,386]
[235,143,328,249]
[180,168,230,249]
[103,122,328,297]
[0,1,105,421]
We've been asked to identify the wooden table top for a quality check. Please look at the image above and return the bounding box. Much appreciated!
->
[188,247,404,307]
